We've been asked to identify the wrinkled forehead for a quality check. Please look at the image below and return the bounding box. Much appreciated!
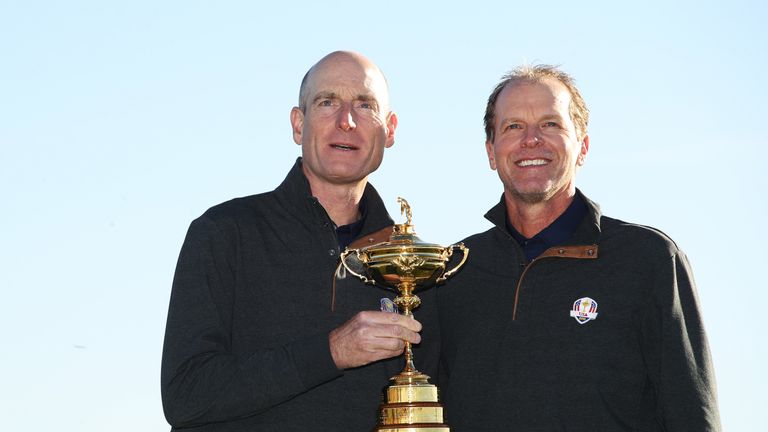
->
[500,78,572,110]
[303,58,390,108]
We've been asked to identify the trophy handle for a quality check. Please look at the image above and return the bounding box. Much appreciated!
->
[339,249,373,284]
[436,242,469,284]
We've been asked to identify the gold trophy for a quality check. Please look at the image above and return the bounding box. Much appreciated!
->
[340,197,468,432]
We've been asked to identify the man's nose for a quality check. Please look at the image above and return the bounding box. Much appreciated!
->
[337,103,356,131]
[522,128,541,147]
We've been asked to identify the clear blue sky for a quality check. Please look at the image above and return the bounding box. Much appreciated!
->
[1,1,765,430]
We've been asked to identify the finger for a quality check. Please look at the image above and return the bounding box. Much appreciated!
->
[378,337,405,353]
[392,314,423,333]
[374,311,423,332]
[399,328,422,344]
[355,311,423,332]
[379,325,422,344]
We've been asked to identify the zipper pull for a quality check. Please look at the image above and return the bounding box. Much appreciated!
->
[335,261,347,280]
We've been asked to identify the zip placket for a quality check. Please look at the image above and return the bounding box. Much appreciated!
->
[512,245,599,320]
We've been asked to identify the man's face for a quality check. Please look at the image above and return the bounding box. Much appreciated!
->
[290,55,396,188]
[486,78,588,204]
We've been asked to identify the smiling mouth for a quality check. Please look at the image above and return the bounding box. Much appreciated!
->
[516,159,549,167]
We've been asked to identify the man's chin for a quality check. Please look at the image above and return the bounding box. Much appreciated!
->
[507,183,576,205]
[326,161,381,183]
[506,184,556,204]
[512,191,549,204]
[322,168,371,186]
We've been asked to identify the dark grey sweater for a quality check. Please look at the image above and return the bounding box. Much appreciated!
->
[438,191,720,431]
[161,159,440,431]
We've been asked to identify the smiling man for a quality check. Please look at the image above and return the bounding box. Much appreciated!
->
[161,51,438,431]
[437,65,721,431]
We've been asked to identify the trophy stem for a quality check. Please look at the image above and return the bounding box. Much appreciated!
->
[403,341,416,373]
[378,283,447,432]
[393,282,429,384]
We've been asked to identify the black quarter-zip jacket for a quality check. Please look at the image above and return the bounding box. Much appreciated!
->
[161,159,440,431]
[437,190,720,431]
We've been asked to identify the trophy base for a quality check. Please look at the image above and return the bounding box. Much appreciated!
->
[375,427,449,432]
[374,376,450,431]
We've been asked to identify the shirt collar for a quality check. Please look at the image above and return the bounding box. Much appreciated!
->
[274,157,394,240]
[504,193,588,262]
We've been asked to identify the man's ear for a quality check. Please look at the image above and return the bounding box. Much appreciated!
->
[577,134,589,166]
[384,112,398,148]
[290,107,304,145]
[485,140,497,170]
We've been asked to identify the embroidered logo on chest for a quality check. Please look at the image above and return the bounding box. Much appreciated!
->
[569,297,598,324]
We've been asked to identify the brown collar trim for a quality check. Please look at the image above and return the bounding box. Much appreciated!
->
[331,225,394,311]
[512,244,599,320]
[346,225,394,249]
[538,244,599,259]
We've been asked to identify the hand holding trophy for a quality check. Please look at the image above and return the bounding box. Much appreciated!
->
[340,197,468,432]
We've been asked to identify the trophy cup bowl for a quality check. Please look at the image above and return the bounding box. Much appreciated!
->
[340,198,468,432]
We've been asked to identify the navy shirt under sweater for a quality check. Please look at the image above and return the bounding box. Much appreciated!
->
[505,193,587,262]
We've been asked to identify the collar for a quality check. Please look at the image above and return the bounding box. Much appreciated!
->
[485,188,602,255]
[505,193,587,261]
[274,157,394,239]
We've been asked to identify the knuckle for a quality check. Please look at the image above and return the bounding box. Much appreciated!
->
[348,311,363,324]
[390,324,404,337]
[355,326,370,339]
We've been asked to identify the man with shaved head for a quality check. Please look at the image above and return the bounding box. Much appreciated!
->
[438,65,721,431]
[161,51,438,431]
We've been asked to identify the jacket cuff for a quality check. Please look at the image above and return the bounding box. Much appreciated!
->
[289,332,343,389]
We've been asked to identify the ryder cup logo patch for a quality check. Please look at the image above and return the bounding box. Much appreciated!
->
[569,297,598,324]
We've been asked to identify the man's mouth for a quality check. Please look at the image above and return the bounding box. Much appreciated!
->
[516,158,549,167]
[331,144,357,151]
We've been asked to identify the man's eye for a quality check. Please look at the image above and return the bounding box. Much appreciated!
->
[506,123,522,130]
[543,121,558,127]
[356,101,376,110]
[318,100,333,107]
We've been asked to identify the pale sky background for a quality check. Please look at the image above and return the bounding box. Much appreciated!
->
[1,1,766,430]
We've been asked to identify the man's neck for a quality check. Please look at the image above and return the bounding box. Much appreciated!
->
[504,189,576,238]
[307,179,366,227]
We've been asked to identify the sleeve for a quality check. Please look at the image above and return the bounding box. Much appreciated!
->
[641,250,722,431]
[160,216,342,428]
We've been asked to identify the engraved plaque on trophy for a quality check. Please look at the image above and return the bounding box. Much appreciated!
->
[340,197,468,431]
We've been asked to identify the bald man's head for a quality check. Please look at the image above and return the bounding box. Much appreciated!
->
[289,51,398,189]
[297,51,390,113]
